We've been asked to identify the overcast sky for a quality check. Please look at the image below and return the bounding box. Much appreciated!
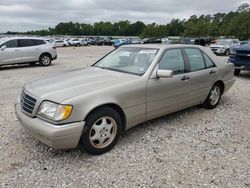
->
[0,0,248,32]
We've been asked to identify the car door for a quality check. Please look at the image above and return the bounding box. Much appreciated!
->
[0,39,20,65]
[183,48,217,105]
[146,48,193,120]
[18,39,38,62]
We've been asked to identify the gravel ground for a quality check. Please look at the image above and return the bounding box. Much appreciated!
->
[0,46,249,187]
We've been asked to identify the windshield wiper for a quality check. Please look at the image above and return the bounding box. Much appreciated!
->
[95,66,141,76]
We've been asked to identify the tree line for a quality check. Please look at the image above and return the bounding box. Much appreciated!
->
[7,3,250,40]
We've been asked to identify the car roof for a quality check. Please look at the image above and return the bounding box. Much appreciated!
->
[121,44,207,50]
[1,37,45,41]
[120,44,227,68]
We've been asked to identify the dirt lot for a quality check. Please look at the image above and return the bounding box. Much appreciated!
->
[0,46,249,187]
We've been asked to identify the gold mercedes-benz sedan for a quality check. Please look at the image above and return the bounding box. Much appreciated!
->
[15,44,235,155]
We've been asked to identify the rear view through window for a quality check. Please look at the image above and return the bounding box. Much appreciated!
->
[185,48,206,72]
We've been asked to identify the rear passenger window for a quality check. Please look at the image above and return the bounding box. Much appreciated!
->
[185,48,205,72]
[19,39,34,47]
[32,39,46,45]
[2,40,18,48]
[159,49,185,74]
[203,53,215,68]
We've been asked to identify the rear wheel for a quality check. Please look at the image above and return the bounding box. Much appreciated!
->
[39,54,52,66]
[202,83,222,109]
[79,107,122,155]
[234,69,241,76]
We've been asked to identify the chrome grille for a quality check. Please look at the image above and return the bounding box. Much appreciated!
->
[20,90,37,115]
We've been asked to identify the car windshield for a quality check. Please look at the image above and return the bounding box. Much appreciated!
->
[216,40,230,45]
[94,47,158,76]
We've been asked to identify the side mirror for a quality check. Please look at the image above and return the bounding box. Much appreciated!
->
[156,69,173,78]
[1,45,6,51]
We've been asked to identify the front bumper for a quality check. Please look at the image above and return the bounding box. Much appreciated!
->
[229,57,250,71]
[211,48,226,55]
[15,102,85,149]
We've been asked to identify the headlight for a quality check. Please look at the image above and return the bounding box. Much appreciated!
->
[38,101,73,121]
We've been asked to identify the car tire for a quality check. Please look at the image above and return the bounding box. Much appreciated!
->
[39,54,52,66]
[234,69,241,76]
[202,83,222,109]
[79,107,122,155]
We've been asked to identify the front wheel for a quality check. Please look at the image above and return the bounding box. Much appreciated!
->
[79,107,122,155]
[39,54,52,66]
[202,83,222,109]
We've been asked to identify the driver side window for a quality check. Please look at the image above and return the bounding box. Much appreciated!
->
[2,40,18,48]
[158,49,185,75]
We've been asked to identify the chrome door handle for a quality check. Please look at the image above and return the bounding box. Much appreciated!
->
[210,70,216,75]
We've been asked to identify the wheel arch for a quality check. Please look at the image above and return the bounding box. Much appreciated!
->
[214,80,225,94]
[39,52,52,60]
[83,103,127,132]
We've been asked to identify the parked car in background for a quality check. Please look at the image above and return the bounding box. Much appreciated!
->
[70,38,81,46]
[63,39,70,47]
[96,37,113,46]
[181,38,209,46]
[210,39,240,56]
[114,39,129,48]
[143,38,161,44]
[80,38,91,46]
[44,39,54,43]
[15,44,235,155]
[0,37,57,66]
[229,40,250,75]
[131,38,143,44]
[89,38,97,45]
[161,38,172,44]
[240,41,248,45]
[52,40,65,48]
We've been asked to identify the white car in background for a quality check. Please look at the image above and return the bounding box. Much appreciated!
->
[80,38,91,46]
[0,37,57,66]
[161,38,172,44]
[52,40,65,47]
[70,38,81,46]
[210,39,240,56]
[63,39,70,47]
[52,40,69,47]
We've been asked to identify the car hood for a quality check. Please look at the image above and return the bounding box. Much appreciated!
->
[232,44,250,51]
[25,67,138,103]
